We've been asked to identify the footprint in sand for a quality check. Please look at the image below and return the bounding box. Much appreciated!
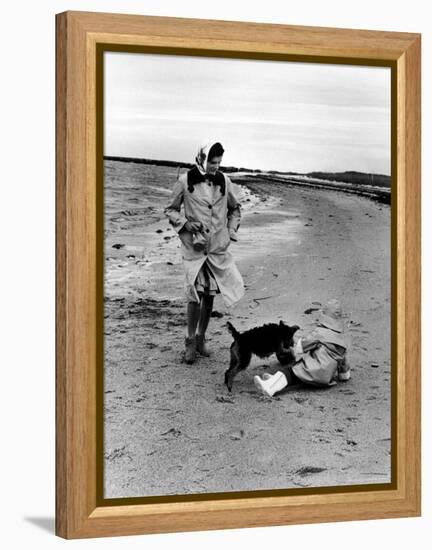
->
[304,307,320,314]
[295,466,327,477]
[215,394,234,404]
[228,429,245,440]
[294,397,308,404]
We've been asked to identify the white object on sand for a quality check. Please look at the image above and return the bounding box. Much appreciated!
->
[254,371,288,397]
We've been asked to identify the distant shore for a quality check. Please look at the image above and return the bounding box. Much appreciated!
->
[230,173,390,205]
[103,155,391,204]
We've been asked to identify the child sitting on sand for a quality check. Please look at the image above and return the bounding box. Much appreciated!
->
[254,299,350,397]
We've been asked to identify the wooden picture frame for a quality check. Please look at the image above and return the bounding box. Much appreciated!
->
[56,11,421,539]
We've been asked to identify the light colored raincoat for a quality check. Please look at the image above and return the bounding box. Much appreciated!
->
[292,326,348,386]
[164,166,245,306]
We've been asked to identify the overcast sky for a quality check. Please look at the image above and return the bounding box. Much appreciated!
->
[104,52,391,175]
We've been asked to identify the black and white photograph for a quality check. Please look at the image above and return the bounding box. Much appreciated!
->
[102,51,392,499]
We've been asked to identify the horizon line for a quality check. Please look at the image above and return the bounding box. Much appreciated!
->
[103,155,391,179]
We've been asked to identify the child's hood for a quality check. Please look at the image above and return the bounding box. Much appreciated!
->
[314,326,348,349]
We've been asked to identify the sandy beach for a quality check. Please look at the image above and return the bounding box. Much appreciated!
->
[103,160,391,498]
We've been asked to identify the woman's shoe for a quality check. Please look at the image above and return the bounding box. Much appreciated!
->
[185,336,197,364]
[196,334,211,356]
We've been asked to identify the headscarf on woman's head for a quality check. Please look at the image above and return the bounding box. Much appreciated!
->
[195,140,225,175]
[188,140,226,195]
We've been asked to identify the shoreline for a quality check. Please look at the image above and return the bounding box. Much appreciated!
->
[230,173,390,205]
[104,156,391,204]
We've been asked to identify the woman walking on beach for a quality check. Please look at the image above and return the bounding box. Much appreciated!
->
[164,141,245,364]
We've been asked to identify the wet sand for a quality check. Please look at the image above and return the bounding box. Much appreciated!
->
[103,161,391,498]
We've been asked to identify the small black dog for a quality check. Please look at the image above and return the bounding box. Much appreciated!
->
[225,321,300,391]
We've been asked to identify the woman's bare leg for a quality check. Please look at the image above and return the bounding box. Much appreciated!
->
[185,300,200,364]
[196,295,214,356]
[197,294,214,337]
[187,301,200,338]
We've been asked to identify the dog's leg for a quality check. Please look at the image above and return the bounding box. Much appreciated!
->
[224,344,241,392]
[225,345,252,392]
[238,347,252,372]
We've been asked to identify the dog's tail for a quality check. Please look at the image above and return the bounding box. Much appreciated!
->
[226,321,240,340]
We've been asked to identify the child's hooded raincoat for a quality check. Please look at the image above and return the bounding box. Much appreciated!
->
[292,300,349,386]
